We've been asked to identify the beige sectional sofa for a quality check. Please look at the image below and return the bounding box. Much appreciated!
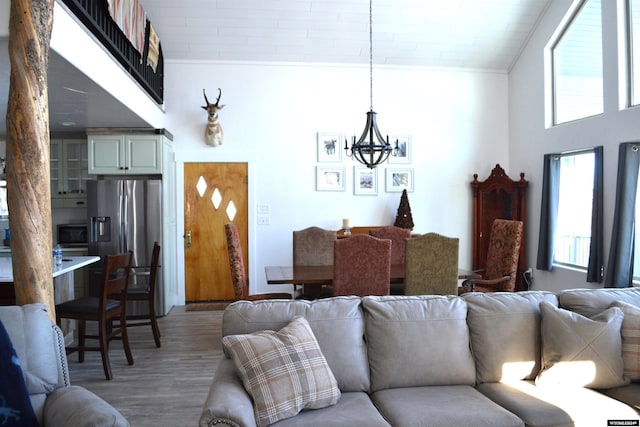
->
[200,288,640,427]
[0,304,128,427]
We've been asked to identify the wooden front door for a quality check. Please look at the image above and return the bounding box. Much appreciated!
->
[184,162,248,302]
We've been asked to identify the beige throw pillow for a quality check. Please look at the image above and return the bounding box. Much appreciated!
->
[222,316,340,427]
[536,301,628,389]
[610,301,640,381]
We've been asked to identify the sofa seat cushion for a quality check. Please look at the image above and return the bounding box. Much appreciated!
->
[363,296,476,392]
[222,317,340,427]
[537,302,627,389]
[271,392,391,427]
[477,381,639,427]
[598,384,640,414]
[464,291,558,383]
[222,297,369,392]
[372,385,524,427]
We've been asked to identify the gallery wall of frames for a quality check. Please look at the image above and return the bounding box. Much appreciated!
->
[315,132,414,195]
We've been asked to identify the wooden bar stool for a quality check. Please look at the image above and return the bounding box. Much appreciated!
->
[56,251,134,380]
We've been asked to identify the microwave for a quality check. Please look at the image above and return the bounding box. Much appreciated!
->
[57,224,88,247]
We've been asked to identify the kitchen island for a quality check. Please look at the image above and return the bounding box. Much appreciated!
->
[0,255,100,343]
[0,255,99,282]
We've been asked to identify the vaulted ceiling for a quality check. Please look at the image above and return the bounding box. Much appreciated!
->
[0,0,552,136]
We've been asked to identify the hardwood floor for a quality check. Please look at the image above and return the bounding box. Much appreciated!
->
[67,306,224,427]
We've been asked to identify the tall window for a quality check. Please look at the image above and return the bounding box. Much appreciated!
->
[633,174,640,280]
[537,147,603,282]
[606,143,639,287]
[630,0,640,105]
[554,152,595,267]
[551,0,603,124]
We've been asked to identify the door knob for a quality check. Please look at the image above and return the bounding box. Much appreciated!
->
[185,230,192,248]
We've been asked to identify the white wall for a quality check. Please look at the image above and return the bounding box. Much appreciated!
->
[509,0,640,291]
[164,60,509,300]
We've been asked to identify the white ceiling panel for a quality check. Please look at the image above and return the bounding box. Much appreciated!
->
[0,0,553,136]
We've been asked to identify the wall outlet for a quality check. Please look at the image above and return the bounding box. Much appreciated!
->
[257,204,270,214]
[257,215,270,225]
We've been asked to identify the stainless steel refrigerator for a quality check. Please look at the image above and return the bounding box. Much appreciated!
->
[86,178,165,316]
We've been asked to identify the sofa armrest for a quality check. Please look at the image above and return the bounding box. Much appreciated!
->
[199,358,257,427]
[43,386,129,427]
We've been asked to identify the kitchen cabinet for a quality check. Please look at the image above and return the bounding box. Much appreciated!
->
[88,133,166,175]
[51,139,90,208]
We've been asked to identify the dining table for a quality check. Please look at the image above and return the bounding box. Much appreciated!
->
[265,265,478,292]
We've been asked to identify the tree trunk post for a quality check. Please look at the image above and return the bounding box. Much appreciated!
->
[6,0,55,321]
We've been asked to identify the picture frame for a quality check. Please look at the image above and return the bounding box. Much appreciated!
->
[353,166,378,195]
[389,134,412,164]
[317,132,343,162]
[386,168,414,192]
[316,166,346,192]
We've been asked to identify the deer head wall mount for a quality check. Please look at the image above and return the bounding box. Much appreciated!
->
[201,88,225,147]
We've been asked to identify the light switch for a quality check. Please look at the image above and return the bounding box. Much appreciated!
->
[257,215,270,225]
[257,204,270,214]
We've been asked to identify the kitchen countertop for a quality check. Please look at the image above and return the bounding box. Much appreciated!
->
[0,246,88,254]
[0,256,100,283]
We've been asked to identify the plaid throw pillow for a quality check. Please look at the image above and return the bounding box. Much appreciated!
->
[222,316,341,427]
[610,301,640,381]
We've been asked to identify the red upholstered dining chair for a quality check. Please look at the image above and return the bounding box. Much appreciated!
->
[55,251,134,380]
[225,223,291,301]
[369,226,412,295]
[460,219,523,294]
[332,234,392,297]
[369,226,412,264]
[293,226,336,298]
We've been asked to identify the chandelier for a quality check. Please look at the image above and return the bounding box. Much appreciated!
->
[344,0,397,169]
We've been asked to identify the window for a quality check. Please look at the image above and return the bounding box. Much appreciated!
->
[551,0,603,124]
[537,147,603,282]
[634,180,640,280]
[554,152,595,267]
[630,0,640,105]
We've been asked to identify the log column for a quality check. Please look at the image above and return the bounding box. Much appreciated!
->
[6,0,55,320]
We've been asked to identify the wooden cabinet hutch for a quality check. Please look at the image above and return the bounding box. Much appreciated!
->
[471,164,528,291]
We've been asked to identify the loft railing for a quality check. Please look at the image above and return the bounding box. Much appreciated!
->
[59,0,164,104]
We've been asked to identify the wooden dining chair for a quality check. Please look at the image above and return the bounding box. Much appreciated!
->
[404,233,459,296]
[293,226,336,299]
[225,223,292,301]
[111,242,161,347]
[332,234,392,297]
[55,251,134,380]
[369,226,412,295]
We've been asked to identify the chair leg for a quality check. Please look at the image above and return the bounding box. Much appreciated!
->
[78,320,86,363]
[120,313,134,366]
[148,298,161,347]
[98,319,112,380]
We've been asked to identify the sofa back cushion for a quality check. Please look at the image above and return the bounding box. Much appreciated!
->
[557,287,640,318]
[464,291,558,384]
[0,304,61,424]
[362,296,475,392]
[222,297,369,392]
